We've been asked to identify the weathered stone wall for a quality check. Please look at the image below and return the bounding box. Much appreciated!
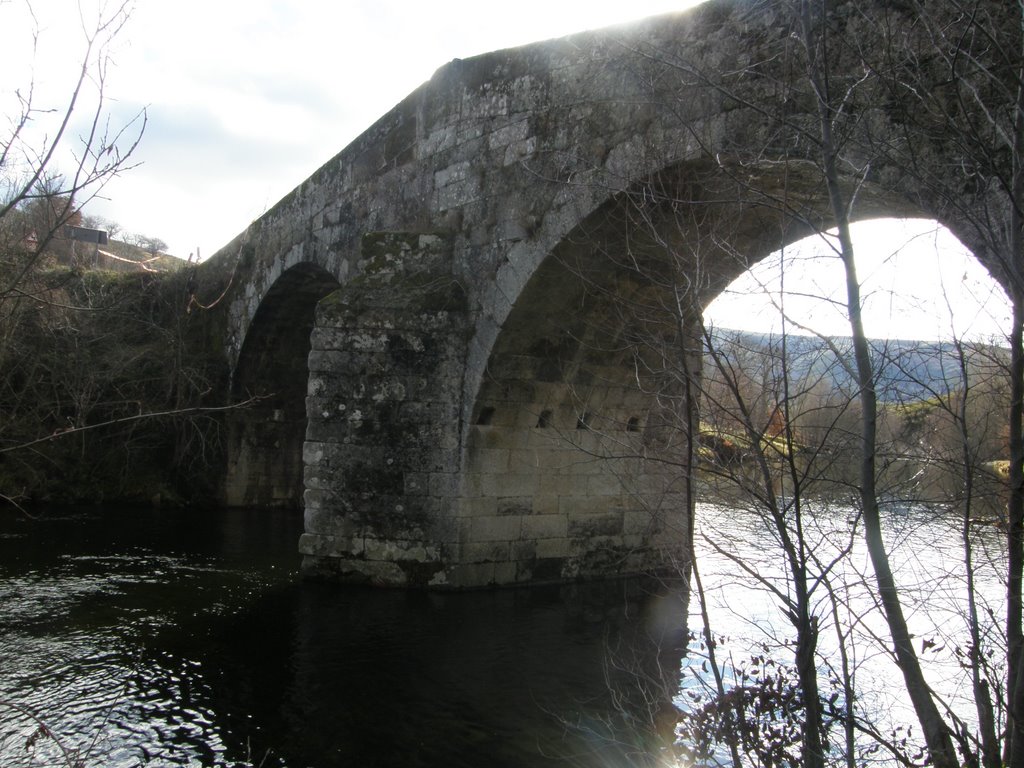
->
[455,395,690,587]
[300,233,470,585]
[192,0,1018,586]
[205,6,738,585]
[297,230,698,587]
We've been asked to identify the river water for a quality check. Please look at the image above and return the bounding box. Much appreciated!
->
[0,507,687,768]
[688,498,1007,763]
[0,501,1006,767]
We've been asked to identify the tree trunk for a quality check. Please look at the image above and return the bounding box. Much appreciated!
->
[1007,294,1024,768]
[798,2,958,765]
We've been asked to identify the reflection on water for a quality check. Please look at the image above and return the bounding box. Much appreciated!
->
[1,502,1000,765]
[0,508,687,767]
[687,500,1007,758]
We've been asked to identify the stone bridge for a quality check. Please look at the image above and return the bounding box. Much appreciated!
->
[198,0,1013,587]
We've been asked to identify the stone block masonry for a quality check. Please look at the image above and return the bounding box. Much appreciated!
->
[198,0,1010,588]
[301,232,470,586]
[299,231,690,588]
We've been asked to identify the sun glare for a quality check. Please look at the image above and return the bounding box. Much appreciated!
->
[704,219,1012,344]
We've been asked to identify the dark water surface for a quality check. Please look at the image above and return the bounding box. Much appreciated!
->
[0,508,686,767]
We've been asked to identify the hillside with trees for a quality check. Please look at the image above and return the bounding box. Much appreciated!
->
[700,327,1011,508]
[0,2,224,510]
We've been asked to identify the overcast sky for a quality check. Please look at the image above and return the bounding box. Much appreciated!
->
[2,0,1011,342]
[704,219,1012,344]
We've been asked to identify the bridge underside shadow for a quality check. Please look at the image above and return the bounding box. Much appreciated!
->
[453,164,827,586]
[459,248,699,585]
[224,263,340,509]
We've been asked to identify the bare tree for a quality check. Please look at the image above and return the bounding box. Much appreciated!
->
[552,1,1024,764]
[850,3,1024,763]
[0,3,238,511]
[136,235,168,256]
[0,0,146,286]
[786,2,961,764]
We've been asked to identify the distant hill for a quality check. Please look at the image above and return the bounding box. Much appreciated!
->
[706,327,1009,403]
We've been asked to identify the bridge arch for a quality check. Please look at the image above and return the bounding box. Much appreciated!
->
[190,0,1021,587]
[293,156,983,587]
[457,155,962,584]
[223,262,341,508]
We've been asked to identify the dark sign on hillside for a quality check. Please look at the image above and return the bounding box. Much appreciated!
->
[62,226,108,245]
